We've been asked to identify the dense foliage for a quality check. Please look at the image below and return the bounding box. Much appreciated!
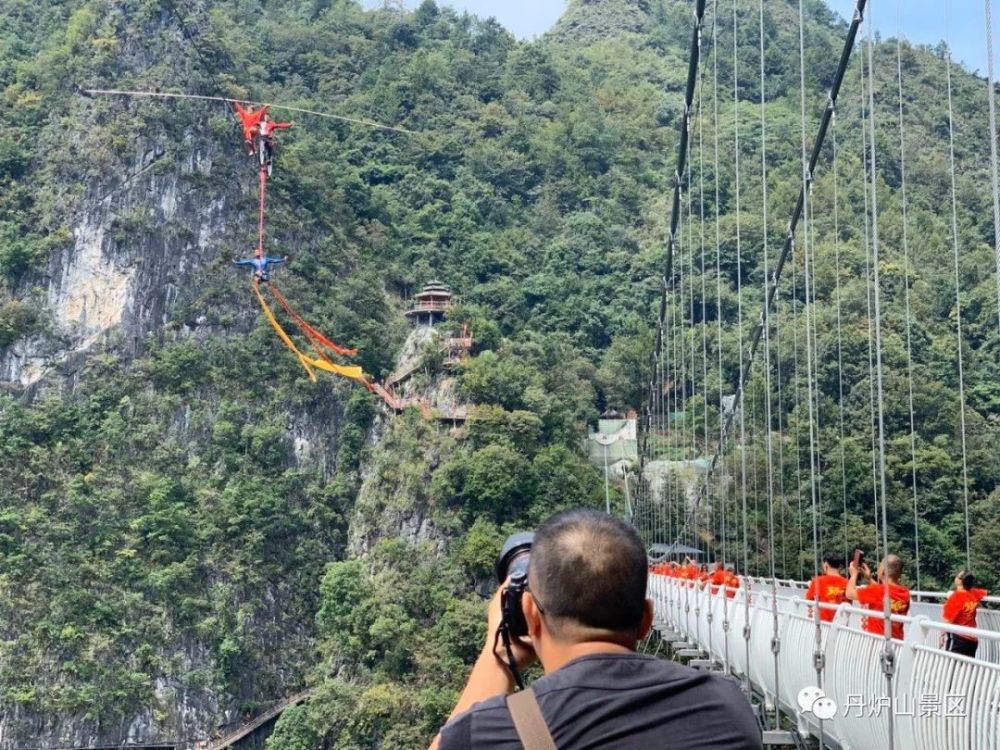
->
[0,0,998,747]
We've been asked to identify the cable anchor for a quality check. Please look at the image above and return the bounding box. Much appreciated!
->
[880,647,896,677]
[813,650,825,673]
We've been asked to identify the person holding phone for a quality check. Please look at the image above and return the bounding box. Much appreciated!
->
[942,571,988,657]
[845,553,911,640]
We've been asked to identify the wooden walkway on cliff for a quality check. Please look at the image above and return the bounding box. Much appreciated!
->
[201,691,310,750]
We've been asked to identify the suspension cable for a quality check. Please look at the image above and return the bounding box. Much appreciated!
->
[895,10,922,593]
[944,1,973,569]
[712,1,732,675]
[831,114,850,567]
[697,49,714,661]
[859,55,882,564]
[796,0,824,741]
[730,0,754,699]
[986,0,1000,337]
[863,8,896,748]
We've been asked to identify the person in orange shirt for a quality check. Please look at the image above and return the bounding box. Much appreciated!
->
[234,102,268,155]
[723,564,740,599]
[942,571,988,658]
[805,552,848,623]
[846,554,911,640]
[707,560,728,594]
[681,557,700,582]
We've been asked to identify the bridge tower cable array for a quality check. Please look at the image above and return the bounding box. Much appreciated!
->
[652,0,871,552]
[640,0,707,493]
[639,0,1000,748]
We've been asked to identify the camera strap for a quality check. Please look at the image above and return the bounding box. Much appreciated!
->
[507,688,557,750]
[494,623,526,690]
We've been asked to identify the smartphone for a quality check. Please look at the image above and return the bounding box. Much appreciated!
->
[852,549,864,568]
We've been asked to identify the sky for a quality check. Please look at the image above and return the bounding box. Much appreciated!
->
[360,1,1000,77]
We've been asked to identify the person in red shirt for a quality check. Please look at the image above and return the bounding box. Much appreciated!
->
[683,557,700,581]
[805,552,848,623]
[235,102,269,155]
[846,554,911,640]
[260,112,292,139]
[707,560,728,595]
[942,571,988,657]
[723,565,740,599]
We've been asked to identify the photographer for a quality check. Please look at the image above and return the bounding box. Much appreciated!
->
[430,509,761,749]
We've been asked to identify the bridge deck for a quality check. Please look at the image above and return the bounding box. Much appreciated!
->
[652,576,1000,750]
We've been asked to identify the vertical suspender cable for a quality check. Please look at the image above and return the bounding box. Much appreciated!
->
[711,3,731,674]
[791,213,805,580]
[776,283,789,577]
[797,0,820,592]
[985,0,1000,336]
[943,2,973,569]
[797,0,821,730]
[859,57,882,564]
[895,12,922,593]
[795,1,824,740]
[805,148,826,558]
[863,9,896,748]
[686,118,700,556]
[731,0,753,699]
[832,117,850,565]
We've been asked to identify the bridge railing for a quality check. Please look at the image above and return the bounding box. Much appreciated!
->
[896,617,1000,750]
[650,575,1000,750]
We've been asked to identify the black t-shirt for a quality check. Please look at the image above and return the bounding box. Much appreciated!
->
[439,653,762,750]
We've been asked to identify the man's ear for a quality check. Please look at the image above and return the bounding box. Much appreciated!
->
[523,591,544,639]
[638,598,655,641]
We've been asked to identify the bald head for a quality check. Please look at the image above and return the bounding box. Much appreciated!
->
[882,554,903,581]
[528,509,647,640]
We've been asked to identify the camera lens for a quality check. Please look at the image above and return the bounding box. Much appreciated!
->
[495,531,534,583]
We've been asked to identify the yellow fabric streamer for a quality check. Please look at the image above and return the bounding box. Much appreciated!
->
[252,282,369,386]
[252,281,318,381]
[310,358,367,382]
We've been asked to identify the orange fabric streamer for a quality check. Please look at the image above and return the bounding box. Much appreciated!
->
[252,280,317,382]
[252,281,370,388]
[268,283,359,356]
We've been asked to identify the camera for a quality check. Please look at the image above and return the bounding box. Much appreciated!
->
[496,532,534,637]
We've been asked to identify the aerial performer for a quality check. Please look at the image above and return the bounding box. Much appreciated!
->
[234,101,268,156]
[232,255,287,283]
[259,113,293,175]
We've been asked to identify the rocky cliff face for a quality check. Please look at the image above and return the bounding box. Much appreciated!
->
[2,135,233,385]
[0,42,352,750]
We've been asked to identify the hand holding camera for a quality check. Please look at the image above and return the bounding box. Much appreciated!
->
[491,533,539,681]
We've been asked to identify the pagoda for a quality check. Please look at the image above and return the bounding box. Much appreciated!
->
[405,280,452,326]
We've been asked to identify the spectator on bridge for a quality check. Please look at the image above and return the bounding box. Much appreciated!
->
[846,554,911,640]
[680,556,701,583]
[707,559,728,594]
[805,552,848,623]
[723,564,740,599]
[430,509,763,750]
[942,571,988,658]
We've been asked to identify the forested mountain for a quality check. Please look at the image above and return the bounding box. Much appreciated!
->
[0,0,997,747]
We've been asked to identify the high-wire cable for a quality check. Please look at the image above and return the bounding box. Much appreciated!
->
[81,88,415,134]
